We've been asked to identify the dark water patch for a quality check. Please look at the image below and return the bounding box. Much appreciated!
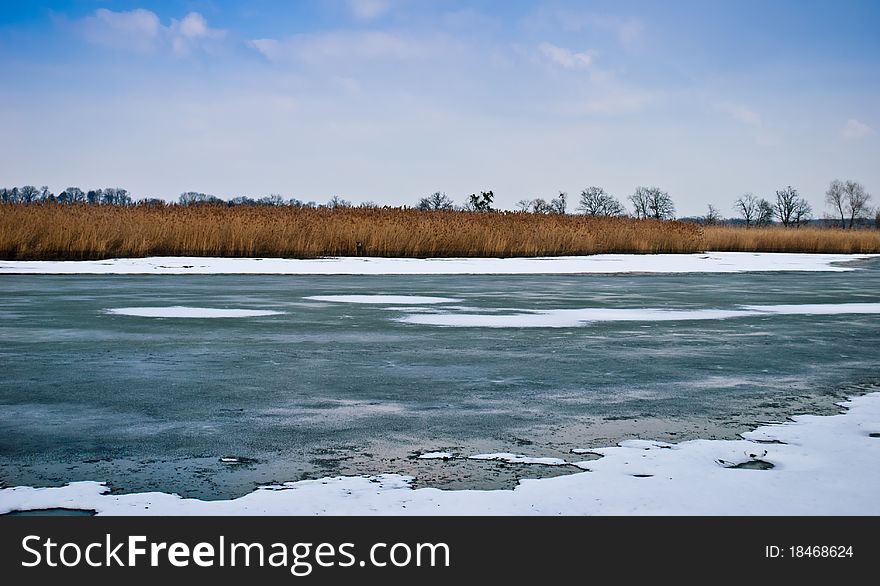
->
[718,459,775,470]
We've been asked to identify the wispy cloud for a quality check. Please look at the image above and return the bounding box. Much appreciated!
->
[557,91,653,116]
[715,101,780,145]
[537,42,595,70]
[841,118,873,140]
[80,8,162,52]
[716,101,761,126]
[169,12,224,55]
[249,31,444,66]
[348,0,392,21]
[78,8,224,55]
[536,10,645,47]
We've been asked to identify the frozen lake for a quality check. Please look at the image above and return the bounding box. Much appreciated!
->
[1,254,879,501]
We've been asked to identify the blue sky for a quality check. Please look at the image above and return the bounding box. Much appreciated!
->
[1,1,878,215]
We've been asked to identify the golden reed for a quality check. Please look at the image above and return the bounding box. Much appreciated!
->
[0,203,877,260]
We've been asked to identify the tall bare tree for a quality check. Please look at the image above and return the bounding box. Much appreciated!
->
[774,186,810,227]
[703,204,722,225]
[578,187,625,217]
[756,198,775,226]
[826,179,872,228]
[734,193,760,226]
[417,192,454,210]
[792,198,812,227]
[629,186,674,220]
[18,185,39,203]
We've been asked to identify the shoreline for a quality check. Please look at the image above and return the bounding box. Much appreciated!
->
[1,251,878,275]
[2,388,878,515]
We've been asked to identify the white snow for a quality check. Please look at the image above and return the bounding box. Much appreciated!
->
[3,392,877,515]
[396,303,880,328]
[0,252,875,275]
[741,303,880,315]
[305,295,460,304]
[468,453,570,466]
[417,452,455,460]
[105,307,283,318]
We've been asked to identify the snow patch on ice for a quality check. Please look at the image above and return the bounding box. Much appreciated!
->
[468,453,570,466]
[305,295,460,304]
[417,452,454,460]
[105,307,283,318]
[396,303,880,328]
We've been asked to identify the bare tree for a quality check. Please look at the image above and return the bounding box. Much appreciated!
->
[703,204,723,225]
[578,187,625,217]
[179,191,221,205]
[826,179,846,227]
[793,198,812,227]
[102,187,131,206]
[734,193,760,226]
[528,198,553,213]
[827,179,872,228]
[58,187,85,204]
[19,185,40,203]
[552,191,567,214]
[417,192,454,211]
[515,199,531,212]
[327,195,352,209]
[774,186,811,227]
[629,186,674,220]
[756,198,775,226]
[87,189,103,205]
[257,194,285,206]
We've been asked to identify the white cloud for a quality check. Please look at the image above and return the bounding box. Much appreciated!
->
[538,42,595,70]
[78,9,223,55]
[349,0,391,21]
[169,12,225,55]
[558,92,653,116]
[716,102,761,126]
[841,118,873,140]
[81,8,162,52]
[545,11,645,47]
[715,102,781,146]
[249,31,434,65]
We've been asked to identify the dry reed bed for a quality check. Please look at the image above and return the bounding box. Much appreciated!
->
[0,204,877,260]
[702,225,880,253]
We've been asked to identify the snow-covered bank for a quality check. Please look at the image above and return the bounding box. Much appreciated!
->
[0,252,876,275]
[3,392,878,515]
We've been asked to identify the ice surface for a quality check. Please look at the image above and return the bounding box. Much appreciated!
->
[1,252,875,275]
[3,392,877,515]
[105,307,283,318]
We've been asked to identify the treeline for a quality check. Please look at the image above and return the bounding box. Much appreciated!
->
[1,178,876,229]
[0,186,133,206]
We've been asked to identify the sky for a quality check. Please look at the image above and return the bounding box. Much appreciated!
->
[1,1,878,215]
